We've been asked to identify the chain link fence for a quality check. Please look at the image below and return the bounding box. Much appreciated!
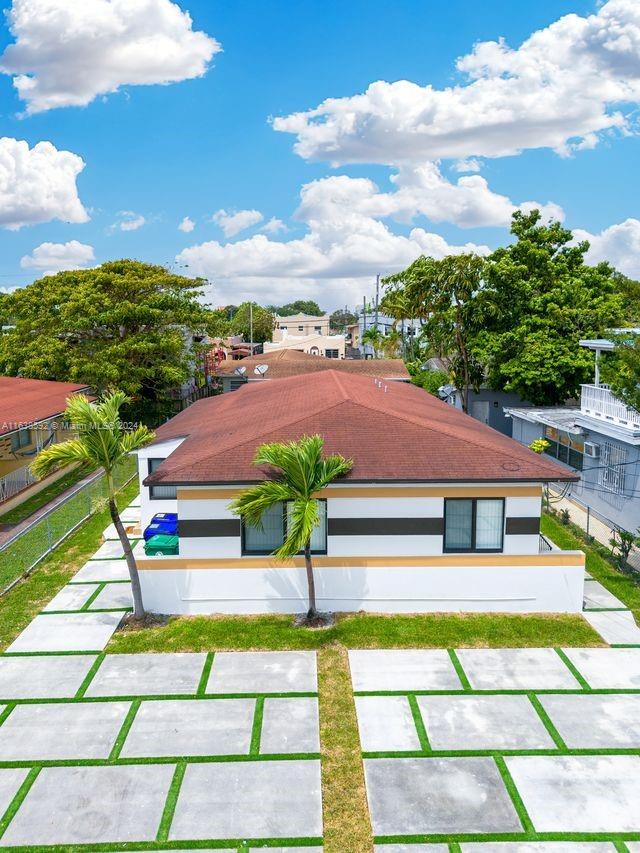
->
[0,456,137,595]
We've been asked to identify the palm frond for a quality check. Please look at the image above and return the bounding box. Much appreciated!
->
[120,425,156,455]
[275,498,319,560]
[30,438,92,479]
[229,480,292,527]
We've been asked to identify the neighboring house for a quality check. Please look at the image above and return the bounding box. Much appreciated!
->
[136,370,583,615]
[215,349,410,392]
[266,314,345,359]
[353,311,424,358]
[506,336,640,533]
[0,377,91,507]
[439,385,535,437]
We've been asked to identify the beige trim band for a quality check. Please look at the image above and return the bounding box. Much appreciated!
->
[177,485,543,501]
[137,551,584,571]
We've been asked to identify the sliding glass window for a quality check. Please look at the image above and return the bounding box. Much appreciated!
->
[444,498,504,553]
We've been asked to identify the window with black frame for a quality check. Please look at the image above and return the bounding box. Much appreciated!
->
[148,458,177,499]
[242,500,327,555]
[444,498,504,553]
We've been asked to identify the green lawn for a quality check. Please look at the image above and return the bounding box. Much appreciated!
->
[0,465,89,525]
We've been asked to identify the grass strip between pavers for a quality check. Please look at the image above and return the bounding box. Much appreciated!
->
[156,761,186,844]
[0,766,40,842]
[74,652,105,698]
[407,693,431,752]
[108,698,141,760]
[555,647,593,690]
[80,582,106,611]
[447,649,472,690]
[527,692,568,750]
[249,696,264,756]
[196,651,214,697]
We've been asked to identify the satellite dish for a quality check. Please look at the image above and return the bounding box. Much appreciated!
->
[254,364,269,376]
[234,365,247,376]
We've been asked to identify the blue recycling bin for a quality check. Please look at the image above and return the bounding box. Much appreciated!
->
[143,512,178,541]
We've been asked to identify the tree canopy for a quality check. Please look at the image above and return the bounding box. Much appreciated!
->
[0,260,212,403]
[330,308,357,331]
[268,300,324,316]
[229,301,275,343]
[385,211,630,407]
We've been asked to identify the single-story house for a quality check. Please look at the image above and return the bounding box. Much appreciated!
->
[136,370,584,615]
[0,377,91,507]
[216,349,410,392]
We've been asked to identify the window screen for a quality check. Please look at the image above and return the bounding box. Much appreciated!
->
[148,458,177,499]
[444,498,504,552]
[243,503,284,553]
[475,499,504,550]
[444,499,473,550]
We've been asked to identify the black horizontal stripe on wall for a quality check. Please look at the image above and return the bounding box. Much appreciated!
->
[178,519,241,538]
[328,517,444,536]
[505,517,540,535]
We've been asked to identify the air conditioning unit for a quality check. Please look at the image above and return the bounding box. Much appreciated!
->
[584,441,601,458]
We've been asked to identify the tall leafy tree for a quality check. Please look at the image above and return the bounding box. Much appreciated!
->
[230,302,275,343]
[475,211,624,405]
[602,333,640,413]
[0,261,211,406]
[329,308,357,332]
[31,391,154,619]
[385,253,485,411]
[270,300,324,316]
[230,436,352,624]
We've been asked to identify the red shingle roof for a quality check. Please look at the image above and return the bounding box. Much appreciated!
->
[145,370,576,486]
[0,377,91,436]
[216,349,409,381]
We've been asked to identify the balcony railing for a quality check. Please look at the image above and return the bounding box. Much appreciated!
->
[580,384,640,430]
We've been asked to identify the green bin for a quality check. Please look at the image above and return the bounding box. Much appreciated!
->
[144,534,179,556]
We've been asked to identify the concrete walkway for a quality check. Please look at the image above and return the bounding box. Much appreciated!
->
[352,648,640,849]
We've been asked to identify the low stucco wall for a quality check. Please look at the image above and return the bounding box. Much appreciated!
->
[137,554,585,615]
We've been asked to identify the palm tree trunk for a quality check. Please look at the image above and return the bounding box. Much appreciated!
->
[304,541,317,619]
[108,497,145,619]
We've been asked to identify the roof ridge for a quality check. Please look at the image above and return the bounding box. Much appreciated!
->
[157,398,353,480]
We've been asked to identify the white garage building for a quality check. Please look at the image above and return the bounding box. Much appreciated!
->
[136,370,584,615]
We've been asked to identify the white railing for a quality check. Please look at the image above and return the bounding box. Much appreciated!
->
[580,384,640,430]
[0,466,38,504]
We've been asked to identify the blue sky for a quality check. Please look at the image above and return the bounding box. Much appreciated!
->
[0,0,637,309]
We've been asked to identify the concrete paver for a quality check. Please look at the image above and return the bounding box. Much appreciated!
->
[0,702,129,761]
[539,693,640,748]
[6,611,124,653]
[0,768,29,821]
[583,580,626,610]
[582,610,640,645]
[561,647,640,688]
[121,698,255,757]
[72,559,131,583]
[455,648,579,690]
[349,649,461,692]
[206,651,317,694]
[260,697,320,754]
[169,759,322,840]
[42,583,96,612]
[506,755,640,832]
[462,844,616,851]
[0,701,130,760]
[88,582,133,610]
[416,694,554,750]
[0,654,97,700]
[364,757,522,836]
[85,652,206,697]
[355,696,422,752]
[1,764,175,846]
[91,539,128,559]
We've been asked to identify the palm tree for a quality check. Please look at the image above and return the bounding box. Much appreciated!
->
[230,435,352,623]
[30,391,154,618]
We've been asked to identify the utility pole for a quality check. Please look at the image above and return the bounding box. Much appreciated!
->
[362,296,367,358]
[249,301,254,351]
[374,274,380,330]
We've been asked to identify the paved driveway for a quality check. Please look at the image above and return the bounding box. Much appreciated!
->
[352,648,640,851]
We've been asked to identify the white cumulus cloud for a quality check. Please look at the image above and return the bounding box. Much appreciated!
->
[574,218,640,279]
[112,211,146,232]
[0,137,88,229]
[212,208,264,238]
[20,240,95,274]
[274,0,640,164]
[0,0,221,114]
[178,216,195,233]
[178,176,490,307]
[261,217,287,234]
